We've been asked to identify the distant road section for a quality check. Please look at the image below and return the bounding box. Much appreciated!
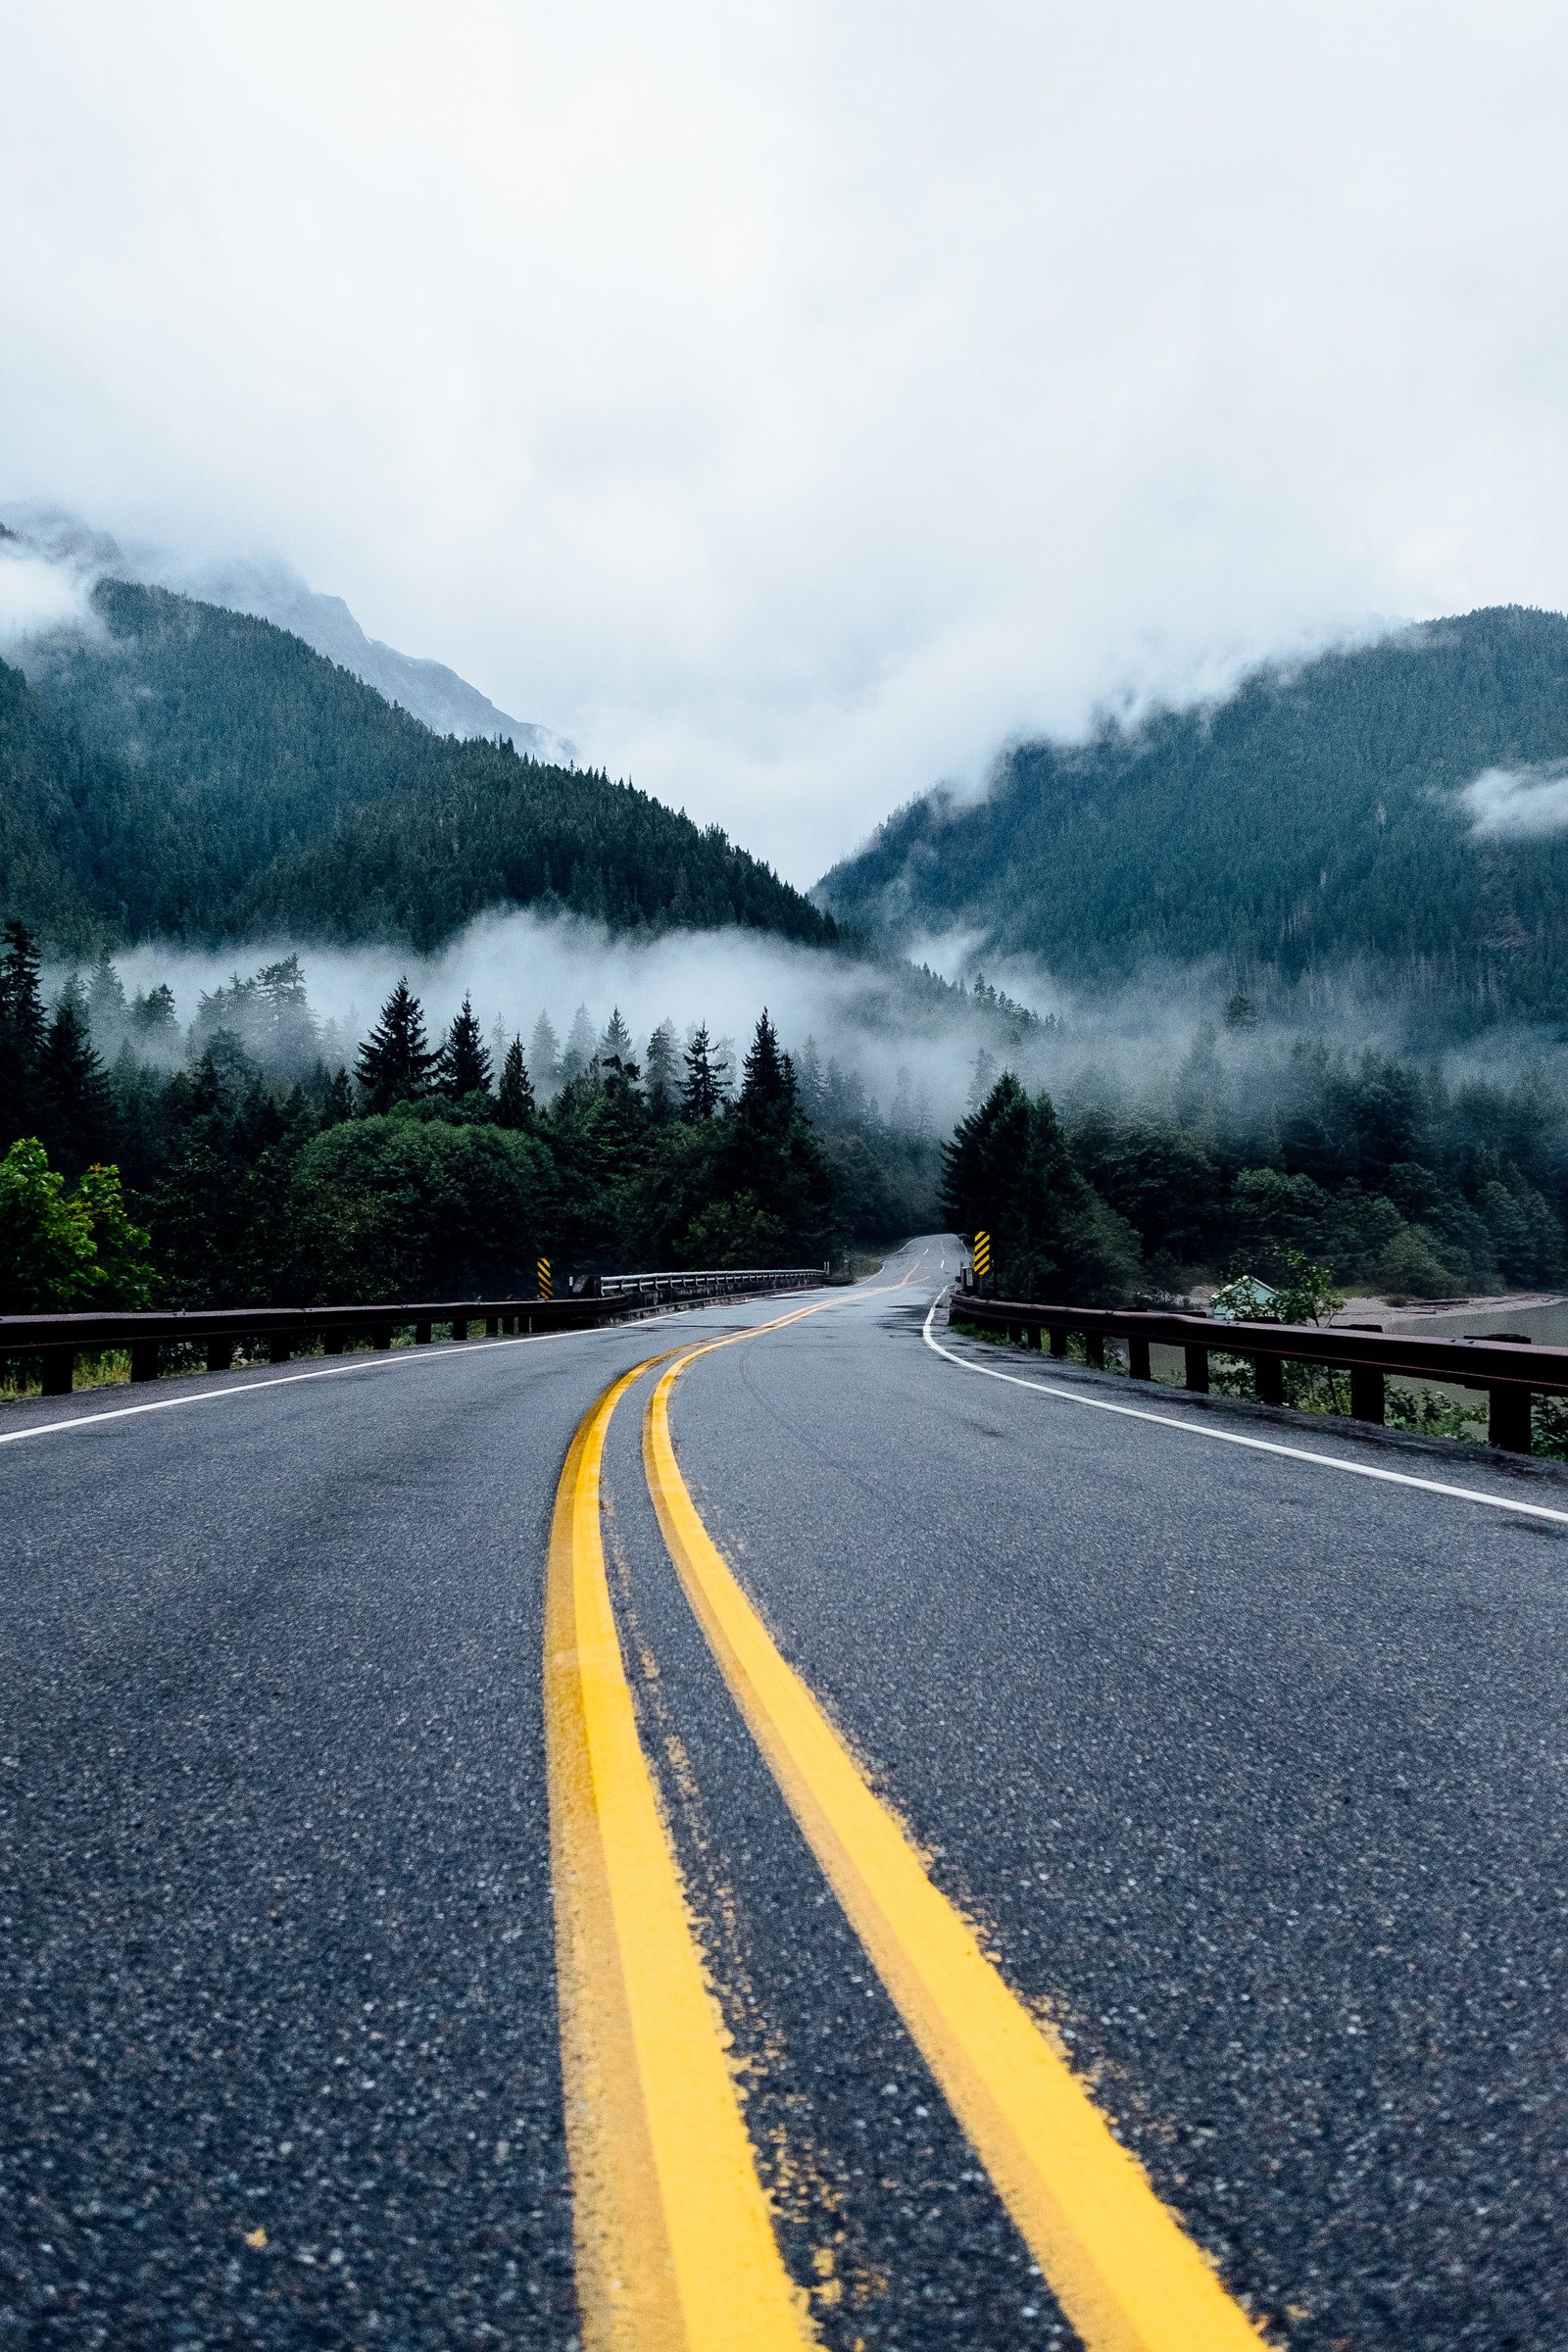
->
[4,1243,1566,2348]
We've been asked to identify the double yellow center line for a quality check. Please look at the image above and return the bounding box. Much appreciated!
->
[545,1303,1266,2351]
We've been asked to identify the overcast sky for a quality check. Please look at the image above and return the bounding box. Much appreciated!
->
[5,2,1568,882]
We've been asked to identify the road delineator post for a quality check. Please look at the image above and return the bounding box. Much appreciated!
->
[537,1256,553,1302]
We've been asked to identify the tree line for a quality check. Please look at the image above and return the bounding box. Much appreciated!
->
[943,1037,1568,1308]
[0,923,913,1311]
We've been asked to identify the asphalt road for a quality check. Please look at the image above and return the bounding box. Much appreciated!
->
[4,1241,1567,2348]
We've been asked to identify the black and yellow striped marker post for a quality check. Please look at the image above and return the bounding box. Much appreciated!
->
[972,1229,991,1287]
[537,1256,554,1301]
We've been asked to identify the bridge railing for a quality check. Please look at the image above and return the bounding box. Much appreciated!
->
[0,1268,826,1400]
[950,1290,1568,1453]
[598,1267,826,1300]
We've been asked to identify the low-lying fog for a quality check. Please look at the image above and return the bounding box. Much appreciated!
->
[61,903,1568,1149]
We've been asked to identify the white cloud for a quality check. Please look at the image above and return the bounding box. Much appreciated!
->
[1460,763,1568,839]
[5,2,1568,879]
[0,541,98,649]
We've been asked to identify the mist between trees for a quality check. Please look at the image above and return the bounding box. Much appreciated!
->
[944,1008,1568,1313]
[5,909,1568,1320]
[0,924,949,1311]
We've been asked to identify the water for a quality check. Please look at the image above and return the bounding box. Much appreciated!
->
[1355,1298,1568,1347]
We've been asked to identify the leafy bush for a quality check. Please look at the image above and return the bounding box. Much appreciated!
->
[285,1111,554,1302]
[0,1138,154,1309]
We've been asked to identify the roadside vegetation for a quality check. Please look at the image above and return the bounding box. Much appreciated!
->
[943,1053,1568,1310]
[0,922,942,1314]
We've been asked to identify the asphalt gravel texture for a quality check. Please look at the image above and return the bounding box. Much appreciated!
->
[5,1241,1567,2347]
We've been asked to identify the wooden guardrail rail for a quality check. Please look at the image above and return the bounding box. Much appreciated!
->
[0,1269,824,1399]
[950,1290,1567,1452]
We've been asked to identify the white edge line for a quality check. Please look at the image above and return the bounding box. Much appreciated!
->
[922,1295,1568,1529]
[0,1294,835,1449]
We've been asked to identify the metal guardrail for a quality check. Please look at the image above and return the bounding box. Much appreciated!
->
[598,1266,826,1299]
[951,1289,1568,1453]
[0,1268,826,1399]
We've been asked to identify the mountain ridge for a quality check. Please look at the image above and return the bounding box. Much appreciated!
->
[817,605,1568,1030]
[0,507,569,758]
[0,575,842,956]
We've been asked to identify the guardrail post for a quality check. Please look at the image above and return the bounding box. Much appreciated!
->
[452,1317,467,1343]
[485,1315,500,1338]
[372,1325,393,1351]
[323,1332,345,1355]
[205,1338,234,1373]
[414,1321,431,1346]
[270,1336,292,1365]
[1085,1333,1105,1368]
[1254,1352,1285,1406]
[41,1348,74,1397]
[1183,1344,1209,1394]
[1049,1326,1067,1358]
[1349,1365,1385,1425]
[1128,1335,1152,1381]
[1490,1384,1532,1452]
[130,1340,159,1383]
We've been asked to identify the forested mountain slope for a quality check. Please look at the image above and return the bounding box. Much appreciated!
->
[2,579,840,953]
[818,607,1568,1024]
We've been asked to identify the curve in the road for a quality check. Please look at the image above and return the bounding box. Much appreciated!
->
[925,1295,1568,1527]
[545,1350,813,2351]
[551,1278,1265,2352]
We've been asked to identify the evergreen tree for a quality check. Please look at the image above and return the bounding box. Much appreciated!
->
[0,919,45,1147]
[319,1067,354,1129]
[941,1074,1139,1304]
[597,1007,639,1102]
[682,1022,721,1122]
[644,1020,681,1120]
[356,979,437,1112]
[439,993,493,1098]
[34,1000,114,1177]
[966,1046,999,1110]
[560,1003,598,1086]
[87,951,127,1039]
[528,1011,561,1100]
[497,1038,536,1129]
[600,1006,634,1065]
[254,955,318,1064]
[700,1010,836,1264]
[131,983,179,1041]
[739,1008,794,1111]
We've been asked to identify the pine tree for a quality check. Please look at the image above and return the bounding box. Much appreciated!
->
[682,1022,721,1121]
[560,1003,598,1086]
[88,952,127,1039]
[131,983,179,1042]
[600,1007,633,1065]
[319,1068,354,1129]
[0,921,46,1148]
[497,1038,536,1129]
[35,1000,114,1177]
[356,979,437,1112]
[528,1011,562,1100]
[439,994,493,1099]
[739,1009,794,1112]
[254,955,318,1064]
[644,1020,681,1119]
[598,1007,639,1099]
[940,1073,1139,1304]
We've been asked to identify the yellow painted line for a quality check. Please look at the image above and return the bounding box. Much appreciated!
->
[642,1340,1266,2352]
[543,1355,815,2352]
